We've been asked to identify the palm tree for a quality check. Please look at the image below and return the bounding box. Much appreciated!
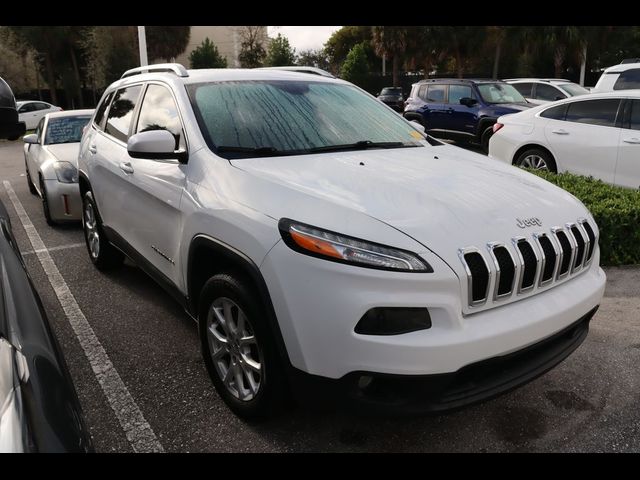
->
[371,26,408,86]
[544,27,583,78]
[405,26,449,78]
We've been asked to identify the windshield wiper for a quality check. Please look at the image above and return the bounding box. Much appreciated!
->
[216,145,283,157]
[306,140,415,154]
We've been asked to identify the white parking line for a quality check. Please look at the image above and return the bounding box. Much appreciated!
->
[3,180,164,453]
[21,242,85,256]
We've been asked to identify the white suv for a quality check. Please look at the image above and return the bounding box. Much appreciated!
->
[592,61,640,93]
[78,64,606,418]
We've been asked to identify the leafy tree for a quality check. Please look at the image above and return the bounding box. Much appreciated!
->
[264,33,296,66]
[189,37,227,69]
[0,28,41,95]
[146,26,190,62]
[296,49,330,70]
[340,42,370,88]
[238,26,267,68]
[324,26,379,75]
[404,26,449,78]
[371,26,408,86]
[83,26,138,91]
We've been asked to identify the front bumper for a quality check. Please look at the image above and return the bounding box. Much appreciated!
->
[261,240,606,380]
[44,180,82,221]
[290,306,595,414]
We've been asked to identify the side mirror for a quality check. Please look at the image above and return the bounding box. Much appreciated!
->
[23,133,39,144]
[555,95,564,101]
[127,130,188,164]
[459,97,477,107]
[410,120,425,133]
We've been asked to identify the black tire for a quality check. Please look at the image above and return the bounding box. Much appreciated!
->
[480,126,493,153]
[514,148,558,173]
[81,190,124,271]
[39,176,55,226]
[7,135,19,141]
[199,272,287,420]
[26,163,37,195]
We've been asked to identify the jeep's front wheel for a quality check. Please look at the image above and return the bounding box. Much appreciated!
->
[82,191,124,270]
[199,273,286,420]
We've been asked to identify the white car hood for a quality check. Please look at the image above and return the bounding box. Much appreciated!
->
[45,143,80,166]
[229,144,592,268]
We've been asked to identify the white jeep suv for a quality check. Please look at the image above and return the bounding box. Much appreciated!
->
[78,64,606,418]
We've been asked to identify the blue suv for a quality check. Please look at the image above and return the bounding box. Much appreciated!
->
[403,79,531,152]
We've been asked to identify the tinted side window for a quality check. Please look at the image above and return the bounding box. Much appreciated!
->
[135,84,185,150]
[94,91,114,131]
[613,69,640,90]
[35,118,45,141]
[565,99,620,127]
[629,100,640,131]
[448,85,472,104]
[540,103,568,120]
[536,84,564,101]
[426,84,446,103]
[19,103,35,113]
[512,83,533,97]
[105,85,143,142]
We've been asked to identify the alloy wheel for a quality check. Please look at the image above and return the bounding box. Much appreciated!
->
[83,202,100,259]
[520,154,548,171]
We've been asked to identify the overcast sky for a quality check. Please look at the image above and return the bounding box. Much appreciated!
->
[267,26,342,52]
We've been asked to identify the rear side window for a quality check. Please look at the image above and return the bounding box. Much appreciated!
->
[512,83,533,97]
[613,69,640,90]
[426,84,446,103]
[135,84,185,151]
[535,83,564,101]
[540,103,568,120]
[629,100,640,131]
[19,103,35,113]
[417,85,428,101]
[35,102,50,110]
[105,85,143,142]
[565,99,620,127]
[94,91,114,131]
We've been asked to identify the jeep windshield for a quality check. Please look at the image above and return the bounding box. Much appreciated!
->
[187,80,425,159]
[476,83,528,104]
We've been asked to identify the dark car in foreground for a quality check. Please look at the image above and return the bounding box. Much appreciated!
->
[0,199,92,452]
[377,86,404,112]
[403,78,531,151]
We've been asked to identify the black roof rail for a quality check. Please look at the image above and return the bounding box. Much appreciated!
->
[121,63,189,79]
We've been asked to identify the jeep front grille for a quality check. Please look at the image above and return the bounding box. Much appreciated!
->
[459,218,597,308]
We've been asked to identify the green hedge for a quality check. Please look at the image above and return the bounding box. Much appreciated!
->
[526,170,640,266]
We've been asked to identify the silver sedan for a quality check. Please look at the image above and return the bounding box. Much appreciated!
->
[23,109,93,224]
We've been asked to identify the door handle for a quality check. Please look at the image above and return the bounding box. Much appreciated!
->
[623,137,640,144]
[88,145,97,154]
[119,162,134,174]
[551,129,569,135]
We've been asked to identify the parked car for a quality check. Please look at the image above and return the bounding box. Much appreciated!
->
[16,100,62,130]
[23,110,93,225]
[489,90,640,189]
[403,78,532,152]
[0,200,93,452]
[0,76,25,140]
[505,78,590,105]
[377,87,404,112]
[78,64,605,419]
[592,61,640,93]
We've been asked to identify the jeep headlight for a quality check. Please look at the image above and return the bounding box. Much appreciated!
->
[279,218,432,272]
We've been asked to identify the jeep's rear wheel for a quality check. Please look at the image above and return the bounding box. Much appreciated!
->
[199,273,286,420]
[82,191,124,270]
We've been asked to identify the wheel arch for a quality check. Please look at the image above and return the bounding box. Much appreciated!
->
[187,234,291,365]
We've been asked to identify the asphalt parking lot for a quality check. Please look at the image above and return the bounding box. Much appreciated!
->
[1,138,640,452]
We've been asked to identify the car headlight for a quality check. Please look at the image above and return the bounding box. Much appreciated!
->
[53,161,78,183]
[279,218,432,272]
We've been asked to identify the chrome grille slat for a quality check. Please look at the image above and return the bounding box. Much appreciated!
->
[460,218,597,308]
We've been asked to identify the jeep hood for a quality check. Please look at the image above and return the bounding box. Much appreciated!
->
[229,145,591,268]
